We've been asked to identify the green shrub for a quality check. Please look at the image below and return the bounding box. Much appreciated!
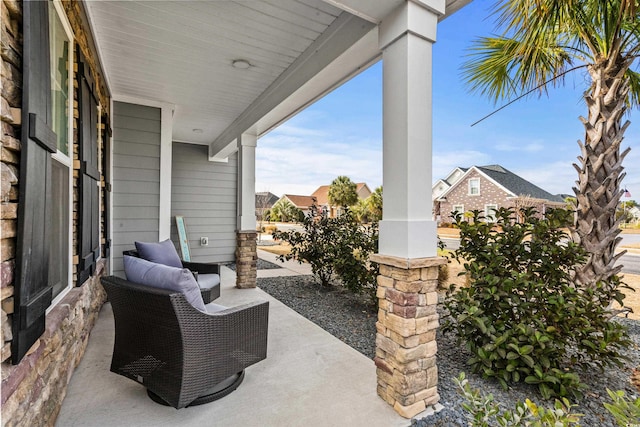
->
[273,204,379,301]
[457,372,640,427]
[443,207,630,398]
[273,204,336,286]
[603,389,640,426]
[331,212,379,303]
[455,372,582,426]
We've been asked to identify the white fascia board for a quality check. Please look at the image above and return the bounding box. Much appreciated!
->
[209,12,376,158]
[208,139,236,163]
[325,0,470,24]
[256,27,380,140]
[445,167,466,184]
[437,168,472,199]
[432,179,450,196]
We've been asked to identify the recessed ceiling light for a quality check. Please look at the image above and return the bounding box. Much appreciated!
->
[192,128,203,134]
[232,59,251,69]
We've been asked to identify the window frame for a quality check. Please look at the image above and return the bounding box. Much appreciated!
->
[484,204,498,222]
[48,0,74,311]
[468,178,480,196]
[452,204,464,216]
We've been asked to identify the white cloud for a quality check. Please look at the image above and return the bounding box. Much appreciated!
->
[256,128,382,197]
[432,150,492,181]
[517,161,577,195]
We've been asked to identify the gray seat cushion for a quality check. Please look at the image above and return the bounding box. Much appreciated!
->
[135,239,183,268]
[123,255,206,312]
[204,302,227,313]
[198,273,221,290]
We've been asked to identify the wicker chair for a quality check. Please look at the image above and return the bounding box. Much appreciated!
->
[101,275,269,409]
[123,249,221,303]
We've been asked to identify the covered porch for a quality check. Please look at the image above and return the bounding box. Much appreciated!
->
[56,260,408,426]
[1,0,472,424]
[94,0,468,418]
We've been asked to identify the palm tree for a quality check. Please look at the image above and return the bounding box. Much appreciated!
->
[368,186,383,222]
[463,0,640,292]
[352,198,371,223]
[328,176,358,210]
[270,199,301,223]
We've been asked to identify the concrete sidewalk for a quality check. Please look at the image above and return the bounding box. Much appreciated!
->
[56,263,409,427]
[257,248,313,277]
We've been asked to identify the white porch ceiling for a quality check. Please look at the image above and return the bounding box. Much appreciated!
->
[85,0,469,157]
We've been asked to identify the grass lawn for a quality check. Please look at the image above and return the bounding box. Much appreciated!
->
[258,243,292,256]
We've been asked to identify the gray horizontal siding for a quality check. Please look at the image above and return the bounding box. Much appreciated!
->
[112,102,161,277]
[171,142,237,263]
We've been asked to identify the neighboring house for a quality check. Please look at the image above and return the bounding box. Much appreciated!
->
[434,165,565,223]
[628,206,640,223]
[432,167,467,200]
[255,192,279,220]
[311,182,372,217]
[1,0,471,423]
[277,195,317,218]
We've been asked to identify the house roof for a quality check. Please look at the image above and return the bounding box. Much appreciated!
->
[476,165,565,202]
[444,167,468,185]
[255,192,279,208]
[438,164,565,203]
[282,195,316,209]
[311,182,369,206]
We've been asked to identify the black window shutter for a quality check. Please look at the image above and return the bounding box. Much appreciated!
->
[13,0,56,364]
[77,48,100,285]
[102,113,112,258]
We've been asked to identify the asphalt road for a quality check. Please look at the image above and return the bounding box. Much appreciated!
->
[620,253,640,275]
[439,238,640,275]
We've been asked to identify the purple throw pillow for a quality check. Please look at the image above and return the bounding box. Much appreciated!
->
[123,255,206,312]
[135,239,183,268]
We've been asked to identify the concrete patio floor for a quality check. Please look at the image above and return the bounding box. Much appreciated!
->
[56,254,410,427]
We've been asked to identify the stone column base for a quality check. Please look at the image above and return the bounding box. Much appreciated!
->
[235,231,257,289]
[370,254,446,419]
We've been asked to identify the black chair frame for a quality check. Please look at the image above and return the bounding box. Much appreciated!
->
[101,275,269,409]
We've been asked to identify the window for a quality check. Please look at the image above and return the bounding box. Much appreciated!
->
[452,204,464,217]
[485,204,498,222]
[468,178,480,195]
[48,1,73,306]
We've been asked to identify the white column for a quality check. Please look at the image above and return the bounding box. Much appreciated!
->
[237,132,257,231]
[158,104,174,240]
[378,1,443,259]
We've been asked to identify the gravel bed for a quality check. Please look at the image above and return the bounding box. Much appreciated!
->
[257,274,640,427]
[225,258,282,272]
[257,275,377,357]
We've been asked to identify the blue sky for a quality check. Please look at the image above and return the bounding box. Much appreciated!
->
[256,1,640,202]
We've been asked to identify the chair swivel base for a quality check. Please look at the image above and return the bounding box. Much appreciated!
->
[147,371,245,407]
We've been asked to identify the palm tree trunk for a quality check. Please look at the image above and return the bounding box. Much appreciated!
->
[572,61,632,291]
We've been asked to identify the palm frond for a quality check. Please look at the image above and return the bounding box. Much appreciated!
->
[466,0,640,104]
[462,35,573,103]
[626,68,640,108]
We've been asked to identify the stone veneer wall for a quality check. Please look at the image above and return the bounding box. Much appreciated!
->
[1,0,22,365]
[1,0,110,425]
[371,254,446,419]
[235,231,257,288]
[1,261,106,427]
